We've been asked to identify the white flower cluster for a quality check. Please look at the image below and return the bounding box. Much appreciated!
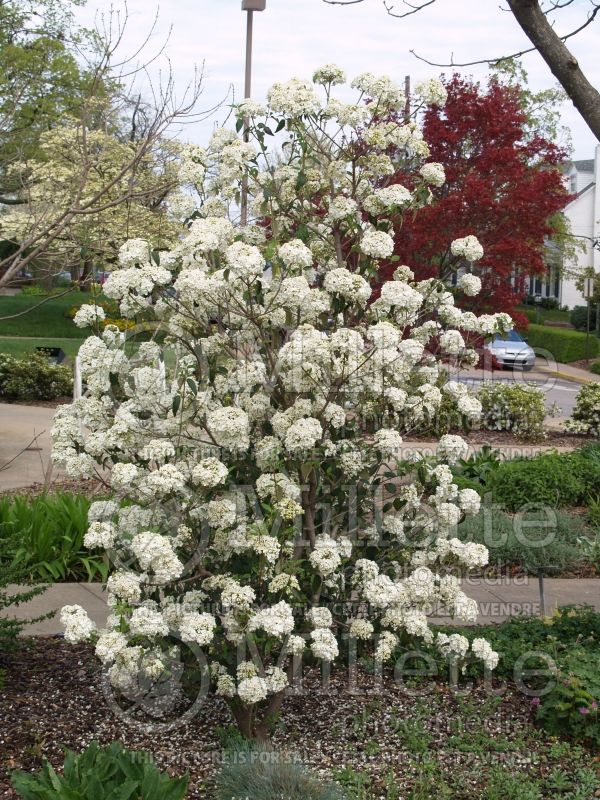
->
[415,78,448,107]
[451,235,484,262]
[73,304,106,329]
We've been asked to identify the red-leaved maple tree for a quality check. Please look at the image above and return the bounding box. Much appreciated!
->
[380,75,571,324]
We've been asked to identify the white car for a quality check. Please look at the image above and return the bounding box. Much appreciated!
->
[487,330,535,370]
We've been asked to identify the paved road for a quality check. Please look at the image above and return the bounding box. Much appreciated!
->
[457,369,581,416]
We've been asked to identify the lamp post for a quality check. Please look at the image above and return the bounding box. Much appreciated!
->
[240,0,266,226]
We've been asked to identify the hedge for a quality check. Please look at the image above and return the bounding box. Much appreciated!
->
[524,323,600,363]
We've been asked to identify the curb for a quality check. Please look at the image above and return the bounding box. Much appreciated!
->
[536,366,595,386]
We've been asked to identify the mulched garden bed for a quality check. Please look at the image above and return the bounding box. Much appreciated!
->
[1,638,598,799]
[408,430,590,448]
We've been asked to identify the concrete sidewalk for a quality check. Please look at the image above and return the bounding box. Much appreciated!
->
[4,579,599,635]
[0,402,64,490]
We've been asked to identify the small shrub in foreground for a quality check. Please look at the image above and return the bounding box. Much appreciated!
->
[11,741,189,800]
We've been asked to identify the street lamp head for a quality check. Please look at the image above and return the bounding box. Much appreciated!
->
[242,0,266,9]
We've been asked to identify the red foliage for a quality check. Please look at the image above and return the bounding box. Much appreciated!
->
[380,75,572,321]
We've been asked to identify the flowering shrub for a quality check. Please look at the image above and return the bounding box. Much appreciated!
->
[52,67,514,738]
[566,383,600,437]
[478,381,546,441]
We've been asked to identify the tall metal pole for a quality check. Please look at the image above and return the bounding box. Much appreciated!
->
[240,1,265,226]
[240,11,252,226]
[240,9,254,226]
[244,10,253,100]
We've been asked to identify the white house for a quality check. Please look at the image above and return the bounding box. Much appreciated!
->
[541,145,600,309]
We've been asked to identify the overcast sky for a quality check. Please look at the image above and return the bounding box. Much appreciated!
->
[78,0,600,159]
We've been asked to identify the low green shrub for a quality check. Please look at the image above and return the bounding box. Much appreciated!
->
[566,383,600,437]
[525,324,600,363]
[0,493,106,582]
[456,508,587,574]
[0,352,72,401]
[486,450,600,511]
[435,606,600,746]
[590,361,600,375]
[215,742,344,800]
[570,305,597,332]
[452,446,505,487]
[478,382,546,441]
[535,645,600,747]
[12,741,189,800]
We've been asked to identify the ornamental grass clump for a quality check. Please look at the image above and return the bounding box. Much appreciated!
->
[52,67,514,738]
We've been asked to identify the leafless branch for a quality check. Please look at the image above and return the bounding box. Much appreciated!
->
[410,3,600,67]
[383,0,438,19]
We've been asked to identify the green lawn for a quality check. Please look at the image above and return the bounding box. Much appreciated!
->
[517,304,572,325]
[0,337,83,360]
[0,292,92,338]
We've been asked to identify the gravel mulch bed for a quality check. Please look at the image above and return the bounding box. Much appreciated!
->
[1,639,598,799]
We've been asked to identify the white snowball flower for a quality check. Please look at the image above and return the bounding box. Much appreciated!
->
[451,235,484,262]
[458,488,481,515]
[267,78,320,116]
[415,78,447,107]
[73,304,106,328]
[179,612,217,646]
[349,619,374,640]
[278,239,313,270]
[60,605,96,643]
[129,607,169,638]
[471,637,499,670]
[457,273,482,296]
[360,229,394,259]
[237,675,269,705]
[419,162,445,187]
[118,238,151,267]
[439,330,465,355]
[437,434,469,465]
[313,64,346,85]
[192,457,229,488]
[310,628,339,661]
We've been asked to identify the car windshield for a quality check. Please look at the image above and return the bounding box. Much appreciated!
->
[493,330,524,343]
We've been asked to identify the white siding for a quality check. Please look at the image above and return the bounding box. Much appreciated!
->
[559,144,600,309]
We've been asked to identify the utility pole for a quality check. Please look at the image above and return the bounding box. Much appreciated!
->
[240,0,266,226]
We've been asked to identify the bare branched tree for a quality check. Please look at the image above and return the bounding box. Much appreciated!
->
[0,5,219,290]
[322,0,600,140]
